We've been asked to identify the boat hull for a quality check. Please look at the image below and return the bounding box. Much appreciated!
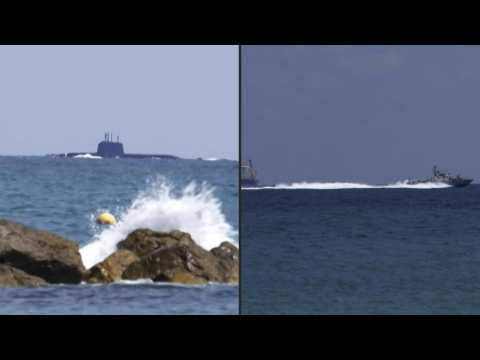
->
[406,179,473,188]
[241,179,259,188]
[448,179,473,188]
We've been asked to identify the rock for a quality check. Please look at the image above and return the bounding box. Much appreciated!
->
[121,230,239,284]
[168,271,208,285]
[84,249,139,284]
[0,219,85,284]
[210,242,239,283]
[122,244,216,284]
[0,264,48,287]
[117,229,195,257]
[211,241,239,260]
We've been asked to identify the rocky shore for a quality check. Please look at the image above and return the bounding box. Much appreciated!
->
[0,219,238,287]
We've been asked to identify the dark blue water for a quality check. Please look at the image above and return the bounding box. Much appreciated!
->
[0,156,238,314]
[0,283,237,315]
[241,186,480,314]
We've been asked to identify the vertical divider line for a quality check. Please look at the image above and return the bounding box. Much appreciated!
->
[238,44,242,316]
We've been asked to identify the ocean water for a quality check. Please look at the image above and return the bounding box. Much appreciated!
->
[0,156,238,315]
[242,182,480,314]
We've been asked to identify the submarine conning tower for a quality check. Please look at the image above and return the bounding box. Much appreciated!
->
[96,132,124,158]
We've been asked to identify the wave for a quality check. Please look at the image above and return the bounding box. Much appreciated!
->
[79,178,237,269]
[73,153,102,159]
[112,279,206,287]
[243,180,452,190]
[81,279,233,288]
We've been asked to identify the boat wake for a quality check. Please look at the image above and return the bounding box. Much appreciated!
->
[80,177,237,269]
[73,153,102,159]
[243,180,452,190]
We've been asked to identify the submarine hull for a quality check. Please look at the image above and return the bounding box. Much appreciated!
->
[57,152,179,159]
[49,133,180,160]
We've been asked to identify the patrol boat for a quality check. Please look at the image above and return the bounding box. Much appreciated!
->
[407,166,473,188]
[241,160,259,187]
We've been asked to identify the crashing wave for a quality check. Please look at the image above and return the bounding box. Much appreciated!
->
[80,178,237,269]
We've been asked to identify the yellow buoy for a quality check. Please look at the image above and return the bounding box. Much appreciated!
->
[96,212,117,225]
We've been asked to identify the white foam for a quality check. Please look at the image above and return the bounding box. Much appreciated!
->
[243,180,452,190]
[382,180,452,189]
[80,178,237,269]
[73,153,102,159]
[113,279,155,285]
[113,279,209,287]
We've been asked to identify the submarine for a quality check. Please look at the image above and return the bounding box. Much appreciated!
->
[407,165,473,188]
[241,160,259,187]
[51,132,179,160]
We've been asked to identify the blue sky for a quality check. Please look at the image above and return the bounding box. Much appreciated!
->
[0,45,238,159]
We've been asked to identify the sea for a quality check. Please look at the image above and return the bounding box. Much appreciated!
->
[0,156,238,315]
[242,181,480,314]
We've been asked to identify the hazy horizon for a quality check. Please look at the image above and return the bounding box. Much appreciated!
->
[0,45,238,160]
